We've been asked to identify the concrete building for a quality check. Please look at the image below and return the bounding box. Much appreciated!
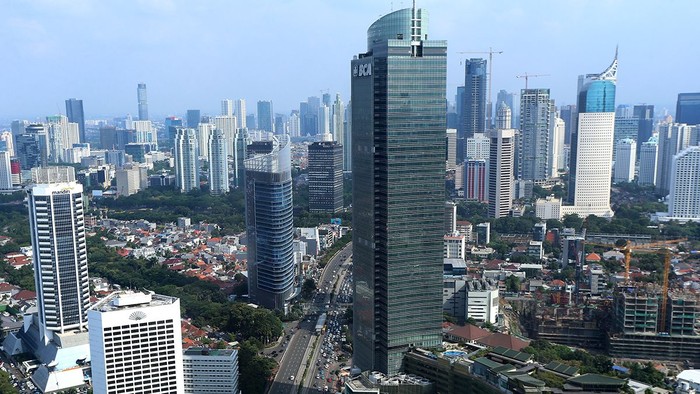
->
[589,264,605,296]
[133,120,157,147]
[89,291,184,394]
[613,288,659,334]
[638,137,658,186]
[332,93,345,144]
[235,99,247,128]
[464,159,487,202]
[443,278,499,324]
[115,167,142,197]
[213,115,237,160]
[518,88,552,183]
[535,195,562,220]
[0,150,12,190]
[221,99,234,117]
[308,141,343,213]
[528,241,544,260]
[183,347,239,394]
[475,222,490,245]
[656,123,697,195]
[446,128,457,170]
[197,123,214,159]
[465,133,490,161]
[444,233,467,260]
[667,146,700,222]
[445,202,457,234]
[208,128,229,195]
[488,129,515,218]
[174,127,200,193]
[550,115,566,177]
[614,138,636,183]
[137,83,148,120]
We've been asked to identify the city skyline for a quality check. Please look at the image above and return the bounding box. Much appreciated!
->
[1,0,698,120]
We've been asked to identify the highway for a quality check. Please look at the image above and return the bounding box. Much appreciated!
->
[267,242,353,394]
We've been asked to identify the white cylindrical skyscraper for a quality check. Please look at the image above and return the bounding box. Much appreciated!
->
[174,127,199,193]
[208,128,229,195]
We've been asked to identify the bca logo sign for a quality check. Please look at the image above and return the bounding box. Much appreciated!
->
[353,63,372,77]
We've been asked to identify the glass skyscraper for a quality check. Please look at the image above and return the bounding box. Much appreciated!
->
[257,100,275,133]
[518,88,552,182]
[245,135,294,311]
[461,58,487,140]
[676,93,700,125]
[65,98,86,143]
[351,6,446,375]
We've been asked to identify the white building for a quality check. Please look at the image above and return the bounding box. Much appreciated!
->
[442,278,499,324]
[0,150,12,189]
[133,120,157,146]
[466,132,490,161]
[332,93,345,144]
[444,233,467,260]
[535,195,562,220]
[590,264,605,296]
[208,128,229,195]
[638,137,658,186]
[318,105,331,135]
[288,112,301,137]
[221,99,234,117]
[89,291,184,394]
[656,123,698,195]
[197,123,215,159]
[446,129,457,170]
[445,201,457,234]
[550,116,565,177]
[214,115,238,159]
[183,347,239,394]
[488,129,514,218]
[614,138,636,183]
[174,127,200,193]
[0,130,14,156]
[235,99,247,129]
[115,167,142,197]
[667,146,700,222]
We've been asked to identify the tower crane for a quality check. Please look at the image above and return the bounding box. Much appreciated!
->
[456,48,503,124]
[516,73,550,90]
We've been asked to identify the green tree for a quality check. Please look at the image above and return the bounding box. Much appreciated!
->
[506,275,521,293]
[0,370,17,393]
[301,279,317,300]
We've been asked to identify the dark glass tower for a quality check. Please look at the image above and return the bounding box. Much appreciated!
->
[256,101,274,132]
[460,58,487,139]
[65,98,86,143]
[676,93,700,125]
[308,141,343,213]
[245,135,294,310]
[186,109,201,130]
[351,7,446,375]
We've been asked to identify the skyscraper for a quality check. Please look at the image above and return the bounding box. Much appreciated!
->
[614,138,636,183]
[676,93,700,125]
[137,83,148,120]
[519,88,552,182]
[549,113,566,177]
[333,93,345,143]
[235,99,247,128]
[183,348,239,394]
[465,159,487,202]
[344,101,352,172]
[638,137,658,186]
[187,109,201,130]
[488,129,515,218]
[65,98,86,143]
[564,51,618,218]
[0,150,12,189]
[446,128,457,170]
[351,6,446,374]
[208,128,229,195]
[89,291,184,394]
[245,135,294,310]
[174,127,199,193]
[559,104,577,145]
[308,141,343,213]
[656,123,697,195]
[133,120,157,147]
[257,100,274,132]
[28,167,89,342]
[221,99,234,116]
[633,104,654,149]
[667,146,700,221]
[461,58,487,140]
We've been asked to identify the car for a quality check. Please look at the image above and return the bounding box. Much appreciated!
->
[290,375,295,381]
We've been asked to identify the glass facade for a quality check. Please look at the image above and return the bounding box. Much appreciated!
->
[579,80,616,113]
[676,93,700,125]
[461,59,487,140]
[352,8,446,375]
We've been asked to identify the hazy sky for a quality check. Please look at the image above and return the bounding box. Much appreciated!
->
[1,0,698,121]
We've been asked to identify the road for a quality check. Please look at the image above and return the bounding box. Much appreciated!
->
[267,242,353,394]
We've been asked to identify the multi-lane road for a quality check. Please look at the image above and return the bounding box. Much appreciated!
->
[266,242,352,394]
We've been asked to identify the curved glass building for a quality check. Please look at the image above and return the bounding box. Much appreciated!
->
[352,7,446,375]
[245,135,295,310]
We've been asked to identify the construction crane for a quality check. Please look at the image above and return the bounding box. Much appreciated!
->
[659,249,672,333]
[587,238,685,284]
[516,73,550,90]
[456,48,503,124]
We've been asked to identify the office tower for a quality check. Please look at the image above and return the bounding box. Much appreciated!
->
[183,348,239,394]
[245,135,294,310]
[246,114,256,129]
[614,138,636,183]
[634,104,654,149]
[676,93,700,125]
[445,201,457,234]
[186,109,201,130]
[465,159,487,202]
[564,52,617,218]
[234,128,249,188]
[221,99,234,116]
[89,291,184,394]
[638,137,658,186]
[257,100,274,132]
[133,120,157,146]
[461,58,487,140]
[11,119,28,137]
[518,88,552,182]
[550,114,566,177]
[195,123,213,158]
[0,131,14,157]
[446,129,457,170]
[116,167,142,196]
[495,102,512,130]
[235,99,247,128]
[615,104,633,118]
[351,6,446,375]
[275,115,285,135]
[333,93,345,143]
[656,123,697,195]
[137,82,148,120]
[208,128,229,195]
[560,104,577,145]
[288,112,301,137]
[46,115,79,163]
[322,92,331,107]
[65,98,86,143]
[164,116,183,148]
[15,133,42,170]
[308,141,343,213]
[667,146,700,220]
[0,151,11,189]
[213,115,237,160]
[174,127,200,192]
[496,90,515,120]
[27,167,89,341]
[344,101,352,172]
[488,129,515,218]
[26,124,50,166]
[466,133,490,161]
[317,105,331,137]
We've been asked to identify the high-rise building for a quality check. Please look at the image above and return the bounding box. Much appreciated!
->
[234,128,249,188]
[183,348,239,394]
[0,151,12,189]
[257,101,274,132]
[16,133,42,170]
[667,146,700,221]
[638,137,658,186]
[559,104,577,145]
[634,104,654,150]
[461,58,487,140]
[214,115,237,160]
[46,115,80,163]
[187,109,201,130]
[549,114,566,177]
[444,202,457,234]
[245,135,294,310]
[11,119,28,137]
[208,128,229,195]
[614,138,636,183]
[246,114,256,130]
[676,93,700,125]
[344,101,352,172]
[564,51,618,218]
[174,127,199,193]
[519,88,552,182]
[164,116,183,147]
[496,90,515,128]
[116,166,142,196]
[495,102,512,130]
[318,105,331,136]
[351,7,446,375]
[137,83,148,120]
[65,98,86,143]
[465,133,490,161]
[235,99,247,128]
[488,129,515,218]
[28,167,89,342]
[333,93,345,143]
[133,120,157,146]
[89,291,184,394]
[0,131,15,157]
[197,123,214,158]
[221,99,234,116]
[465,159,487,202]
[613,114,639,160]
[446,129,457,170]
[308,141,343,213]
[656,123,698,195]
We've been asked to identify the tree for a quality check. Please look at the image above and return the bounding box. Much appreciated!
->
[238,339,277,394]
[562,214,583,231]
[506,275,521,293]
[0,370,17,393]
[301,278,317,300]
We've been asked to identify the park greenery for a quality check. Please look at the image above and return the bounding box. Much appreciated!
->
[0,370,17,394]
